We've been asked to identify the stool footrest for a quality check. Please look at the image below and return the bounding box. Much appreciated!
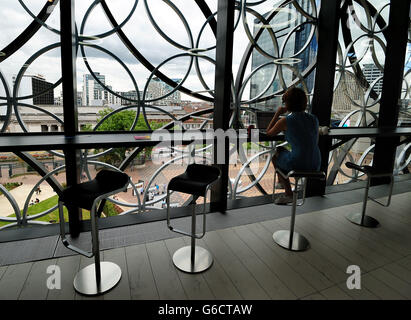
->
[346,162,392,177]
[168,226,205,239]
[61,238,93,258]
[368,196,391,207]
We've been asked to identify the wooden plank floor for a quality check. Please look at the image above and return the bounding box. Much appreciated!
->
[0,191,410,300]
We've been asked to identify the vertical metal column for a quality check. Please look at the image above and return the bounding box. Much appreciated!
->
[60,0,81,237]
[190,204,196,268]
[90,204,101,287]
[210,0,235,212]
[372,0,410,185]
[306,0,341,197]
[288,178,298,248]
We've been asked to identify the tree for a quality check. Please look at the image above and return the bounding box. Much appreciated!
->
[80,124,93,132]
[94,108,163,166]
[97,109,139,131]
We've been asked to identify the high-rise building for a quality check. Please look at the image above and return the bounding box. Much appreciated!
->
[77,91,83,106]
[362,63,384,94]
[332,73,364,115]
[82,72,106,106]
[13,74,54,105]
[405,42,411,73]
[54,91,82,106]
[120,90,139,105]
[250,1,318,110]
[147,77,182,105]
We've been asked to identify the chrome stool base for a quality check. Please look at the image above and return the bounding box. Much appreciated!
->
[346,212,380,228]
[273,230,310,251]
[73,261,122,296]
[173,245,213,273]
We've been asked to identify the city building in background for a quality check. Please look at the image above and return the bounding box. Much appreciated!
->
[363,63,384,94]
[405,42,411,72]
[331,73,364,118]
[249,0,318,111]
[117,90,139,106]
[12,74,54,105]
[82,72,106,106]
[79,73,181,107]
[3,103,213,133]
[147,77,182,106]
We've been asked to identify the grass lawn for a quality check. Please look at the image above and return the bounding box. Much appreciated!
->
[0,195,91,228]
[0,190,121,228]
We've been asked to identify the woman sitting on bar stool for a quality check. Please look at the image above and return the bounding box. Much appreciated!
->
[266,87,321,205]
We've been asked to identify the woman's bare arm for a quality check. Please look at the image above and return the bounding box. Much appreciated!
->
[267,106,286,130]
[266,117,287,136]
[267,114,279,131]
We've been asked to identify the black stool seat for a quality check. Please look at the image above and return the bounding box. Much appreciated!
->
[345,162,390,177]
[168,164,221,196]
[61,170,129,210]
[286,170,326,179]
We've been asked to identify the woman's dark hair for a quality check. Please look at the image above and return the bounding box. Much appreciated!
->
[282,87,307,112]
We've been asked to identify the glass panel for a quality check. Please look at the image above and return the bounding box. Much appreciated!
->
[0,1,62,134]
[0,0,219,228]
[0,153,66,229]
[328,0,390,186]
[394,22,411,175]
[229,0,319,199]
[74,0,217,210]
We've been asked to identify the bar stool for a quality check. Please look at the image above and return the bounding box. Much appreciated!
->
[58,169,130,295]
[166,164,221,273]
[272,168,325,251]
[345,162,393,228]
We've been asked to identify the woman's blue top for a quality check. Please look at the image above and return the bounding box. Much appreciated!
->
[275,112,321,173]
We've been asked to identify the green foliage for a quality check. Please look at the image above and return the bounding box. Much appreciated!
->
[0,182,22,196]
[2,182,22,191]
[80,124,93,132]
[103,201,120,217]
[97,109,139,131]
[96,107,164,132]
[94,108,163,166]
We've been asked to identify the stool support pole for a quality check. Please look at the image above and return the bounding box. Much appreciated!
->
[191,203,196,268]
[91,204,101,286]
[273,175,311,252]
[288,178,299,248]
[72,199,122,295]
[346,174,380,228]
[272,171,277,201]
[361,177,371,225]
[169,191,213,273]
